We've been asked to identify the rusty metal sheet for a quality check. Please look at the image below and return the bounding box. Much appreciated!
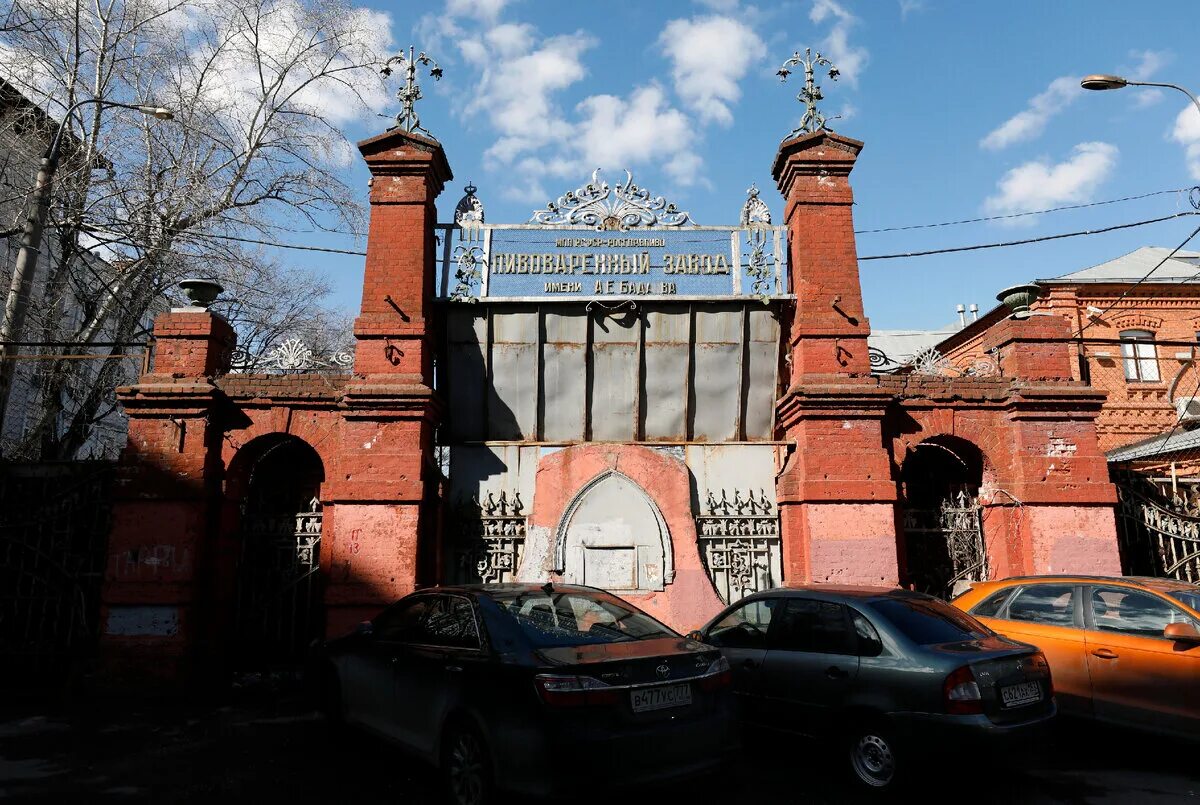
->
[695,306,741,343]
[745,341,778,439]
[692,342,740,442]
[446,343,486,442]
[643,343,687,439]
[542,342,586,440]
[489,342,537,439]
[447,308,486,344]
[591,343,638,440]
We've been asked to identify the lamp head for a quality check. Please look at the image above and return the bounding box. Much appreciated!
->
[137,105,175,120]
[1081,74,1128,91]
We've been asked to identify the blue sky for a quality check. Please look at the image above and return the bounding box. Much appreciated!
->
[301,0,1200,330]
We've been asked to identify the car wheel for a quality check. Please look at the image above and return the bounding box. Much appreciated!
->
[848,723,900,790]
[443,722,493,805]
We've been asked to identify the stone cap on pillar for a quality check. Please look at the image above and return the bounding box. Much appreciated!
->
[357,128,453,200]
[771,129,865,199]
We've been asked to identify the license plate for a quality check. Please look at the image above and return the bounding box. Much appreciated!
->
[1000,681,1042,708]
[631,683,692,713]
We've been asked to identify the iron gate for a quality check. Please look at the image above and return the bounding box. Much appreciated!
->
[233,497,323,667]
[0,463,113,688]
[902,489,987,599]
[1115,475,1200,583]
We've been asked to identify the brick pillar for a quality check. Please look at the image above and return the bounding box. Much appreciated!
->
[772,131,900,586]
[323,129,451,635]
[99,309,235,690]
[982,313,1076,381]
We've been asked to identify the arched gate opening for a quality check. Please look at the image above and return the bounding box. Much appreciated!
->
[229,435,325,669]
[900,437,987,599]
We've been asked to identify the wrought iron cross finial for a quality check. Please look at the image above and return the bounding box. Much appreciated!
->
[382,45,443,137]
[776,47,840,138]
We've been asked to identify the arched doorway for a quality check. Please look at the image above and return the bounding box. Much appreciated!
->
[899,437,987,599]
[230,435,325,669]
[555,472,673,593]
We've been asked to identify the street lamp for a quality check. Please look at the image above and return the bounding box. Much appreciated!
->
[0,98,174,441]
[1080,73,1200,117]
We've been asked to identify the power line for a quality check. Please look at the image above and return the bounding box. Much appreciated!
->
[854,187,1193,235]
[858,212,1197,261]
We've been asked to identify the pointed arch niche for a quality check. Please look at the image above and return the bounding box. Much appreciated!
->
[554,471,674,593]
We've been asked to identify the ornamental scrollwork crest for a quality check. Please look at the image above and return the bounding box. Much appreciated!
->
[908,347,999,378]
[449,244,485,302]
[454,182,485,228]
[530,168,693,230]
[777,47,840,138]
[740,183,771,227]
[230,337,353,373]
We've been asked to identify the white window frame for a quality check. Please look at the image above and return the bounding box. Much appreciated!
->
[1120,330,1160,382]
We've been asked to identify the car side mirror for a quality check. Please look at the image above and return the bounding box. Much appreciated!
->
[355,620,374,638]
[1164,622,1200,643]
[685,630,705,643]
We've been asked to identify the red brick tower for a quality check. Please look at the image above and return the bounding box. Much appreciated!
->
[772,131,900,585]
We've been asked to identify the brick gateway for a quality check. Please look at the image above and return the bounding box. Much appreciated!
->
[99,126,1121,688]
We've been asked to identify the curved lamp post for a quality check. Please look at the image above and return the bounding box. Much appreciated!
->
[1081,73,1200,118]
[0,98,174,441]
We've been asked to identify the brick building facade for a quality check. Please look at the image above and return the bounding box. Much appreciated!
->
[98,125,1124,688]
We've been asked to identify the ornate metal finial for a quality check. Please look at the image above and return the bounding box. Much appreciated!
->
[454,182,485,227]
[381,45,443,136]
[776,47,840,138]
[530,168,692,230]
[740,184,771,227]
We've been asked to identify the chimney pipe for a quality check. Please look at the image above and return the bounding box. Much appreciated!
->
[956,303,966,327]
[969,303,979,322]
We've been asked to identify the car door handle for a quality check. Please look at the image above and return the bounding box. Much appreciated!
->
[1091,648,1119,660]
[741,659,758,670]
[444,665,463,673]
[825,665,849,679]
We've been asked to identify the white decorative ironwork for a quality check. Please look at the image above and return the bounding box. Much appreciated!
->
[295,497,322,568]
[381,45,443,137]
[743,228,773,300]
[455,182,485,227]
[530,168,693,230]
[231,337,353,373]
[903,489,986,598]
[1115,475,1200,583]
[908,347,1000,378]
[777,47,840,138]
[452,491,526,584]
[696,488,781,604]
[740,184,771,226]
[449,245,485,302]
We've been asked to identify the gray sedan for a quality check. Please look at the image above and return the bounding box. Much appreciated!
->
[694,585,1056,790]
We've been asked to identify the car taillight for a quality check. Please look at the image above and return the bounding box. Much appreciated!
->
[533,674,620,707]
[1030,652,1054,699]
[698,656,732,691]
[943,665,983,715]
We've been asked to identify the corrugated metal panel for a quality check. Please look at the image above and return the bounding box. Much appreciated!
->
[489,305,538,439]
[692,308,741,442]
[642,309,689,440]
[542,310,587,441]
[745,307,779,439]
[591,314,639,441]
[446,310,487,442]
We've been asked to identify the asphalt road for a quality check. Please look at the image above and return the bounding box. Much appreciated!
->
[0,699,1195,804]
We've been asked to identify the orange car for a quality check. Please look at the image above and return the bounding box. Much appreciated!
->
[952,575,1200,738]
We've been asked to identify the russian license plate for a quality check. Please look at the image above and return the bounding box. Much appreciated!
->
[631,683,692,713]
[1000,681,1042,708]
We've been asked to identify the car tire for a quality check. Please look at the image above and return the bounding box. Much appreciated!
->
[442,721,494,805]
[847,722,902,791]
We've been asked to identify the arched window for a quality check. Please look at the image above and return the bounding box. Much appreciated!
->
[1120,330,1159,382]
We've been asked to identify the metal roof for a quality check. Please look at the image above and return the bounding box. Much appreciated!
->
[1106,426,1200,463]
[1038,246,1200,285]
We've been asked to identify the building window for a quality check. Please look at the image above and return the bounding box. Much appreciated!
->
[1120,330,1159,382]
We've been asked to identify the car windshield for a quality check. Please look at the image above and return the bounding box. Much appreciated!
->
[490,589,677,647]
[1169,590,1200,612]
[870,597,992,645]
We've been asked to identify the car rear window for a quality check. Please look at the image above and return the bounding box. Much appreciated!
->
[870,597,992,645]
[489,589,676,647]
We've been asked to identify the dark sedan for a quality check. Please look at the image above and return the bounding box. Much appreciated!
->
[695,585,1056,790]
[315,583,738,805]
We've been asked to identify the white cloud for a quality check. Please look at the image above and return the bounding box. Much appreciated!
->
[810,0,868,86]
[446,0,510,21]
[1170,103,1200,180]
[983,142,1118,218]
[1127,48,1170,81]
[696,0,741,10]
[980,76,1079,150]
[659,15,765,125]
[898,0,926,20]
[575,85,702,185]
